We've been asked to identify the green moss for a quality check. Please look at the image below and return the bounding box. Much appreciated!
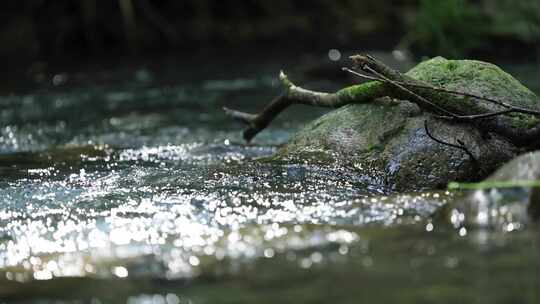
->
[367,144,384,152]
[274,100,406,162]
[333,57,540,130]
[335,57,540,128]
[336,81,386,103]
[403,57,540,128]
[445,61,458,71]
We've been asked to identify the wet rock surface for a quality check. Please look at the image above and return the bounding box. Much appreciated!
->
[441,151,540,232]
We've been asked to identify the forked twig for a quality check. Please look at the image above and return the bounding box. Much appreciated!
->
[424,120,477,163]
[342,67,540,117]
[359,65,459,118]
[225,54,540,147]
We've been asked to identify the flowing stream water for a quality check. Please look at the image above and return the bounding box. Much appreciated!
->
[1,52,539,303]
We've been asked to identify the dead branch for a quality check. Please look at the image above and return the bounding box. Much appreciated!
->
[223,71,383,142]
[225,54,540,148]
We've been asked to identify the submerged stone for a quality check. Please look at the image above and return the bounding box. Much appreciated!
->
[272,57,540,191]
[436,151,540,231]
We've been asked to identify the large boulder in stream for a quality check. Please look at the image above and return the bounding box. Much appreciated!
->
[271,57,540,191]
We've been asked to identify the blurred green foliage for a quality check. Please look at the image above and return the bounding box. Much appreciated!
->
[406,0,540,58]
[404,0,486,57]
[485,0,540,43]
[0,0,538,60]
[0,0,414,59]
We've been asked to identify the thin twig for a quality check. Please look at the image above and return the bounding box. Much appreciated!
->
[223,107,257,125]
[360,65,459,118]
[423,120,477,162]
[342,67,383,82]
[435,109,515,121]
[223,94,292,142]
[343,67,540,116]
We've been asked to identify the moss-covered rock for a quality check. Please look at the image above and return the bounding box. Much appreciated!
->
[272,57,539,191]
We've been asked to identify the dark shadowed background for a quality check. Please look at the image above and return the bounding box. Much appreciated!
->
[1,0,539,95]
[2,0,539,61]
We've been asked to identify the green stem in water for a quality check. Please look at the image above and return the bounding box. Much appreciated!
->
[448,180,540,190]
